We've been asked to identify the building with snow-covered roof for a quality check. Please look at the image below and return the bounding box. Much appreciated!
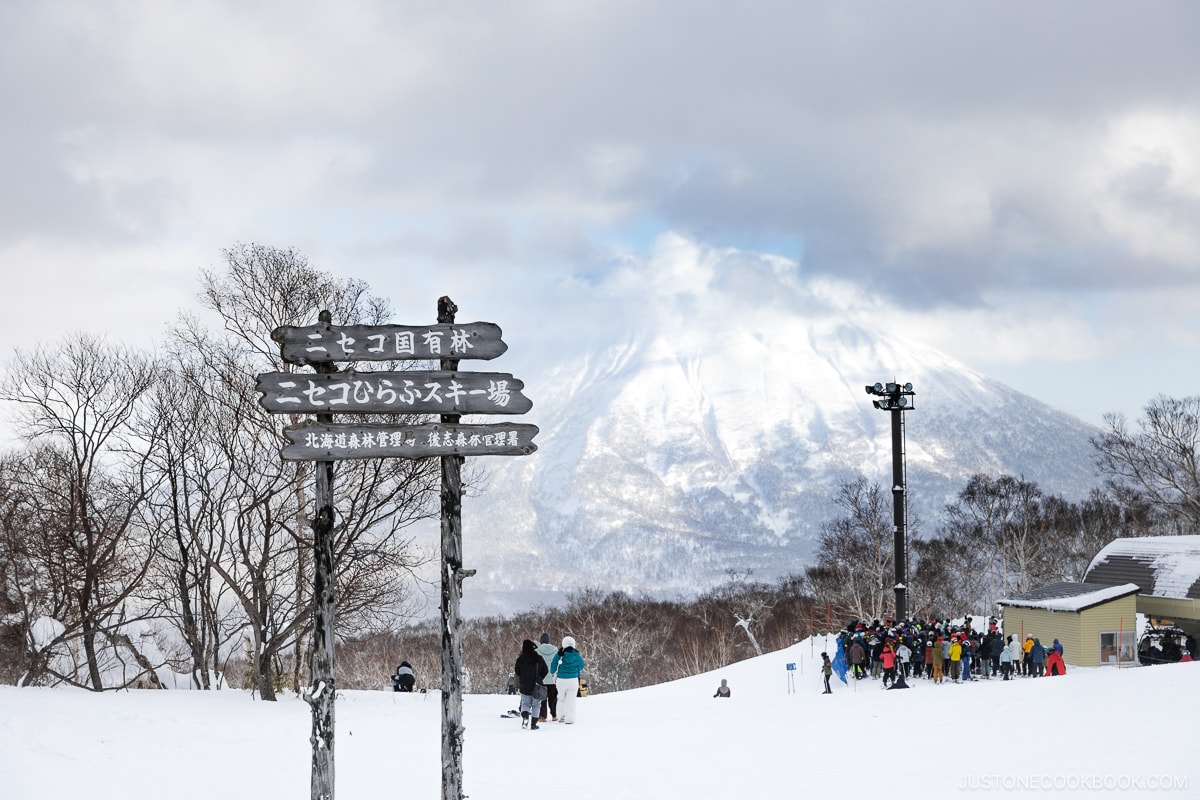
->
[997,582,1140,668]
[1083,535,1200,636]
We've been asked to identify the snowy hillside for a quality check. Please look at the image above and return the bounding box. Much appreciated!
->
[458,304,1100,614]
[2,640,1194,800]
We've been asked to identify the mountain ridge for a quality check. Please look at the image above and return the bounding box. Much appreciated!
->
[451,314,1100,616]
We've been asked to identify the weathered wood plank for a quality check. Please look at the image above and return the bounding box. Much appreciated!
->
[272,322,508,365]
[280,422,539,460]
[256,370,533,415]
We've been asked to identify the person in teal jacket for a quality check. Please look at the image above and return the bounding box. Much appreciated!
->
[550,636,586,724]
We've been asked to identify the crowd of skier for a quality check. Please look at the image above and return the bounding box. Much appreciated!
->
[824,616,1069,689]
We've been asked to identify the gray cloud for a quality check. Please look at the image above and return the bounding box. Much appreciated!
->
[1,0,1198,425]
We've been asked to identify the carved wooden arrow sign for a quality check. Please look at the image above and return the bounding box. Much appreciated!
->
[272,322,507,366]
[255,370,533,415]
[280,421,539,460]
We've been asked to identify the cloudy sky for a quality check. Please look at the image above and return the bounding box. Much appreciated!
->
[2,0,1198,426]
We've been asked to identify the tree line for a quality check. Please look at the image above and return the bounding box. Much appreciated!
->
[806,467,1183,626]
[336,576,813,694]
[1,244,1198,693]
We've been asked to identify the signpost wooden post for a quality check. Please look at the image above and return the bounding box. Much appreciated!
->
[437,296,469,800]
[309,312,337,800]
[256,300,536,800]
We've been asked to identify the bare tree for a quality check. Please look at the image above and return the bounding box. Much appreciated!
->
[137,358,231,688]
[714,569,777,657]
[1003,477,1052,594]
[1093,395,1200,530]
[938,474,1100,610]
[0,453,51,684]
[0,335,161,689]
[560,589,660,691]
[909,533,985,618]
[940,474,1015,606]
[804,478,893,622]
[145,244,438,699]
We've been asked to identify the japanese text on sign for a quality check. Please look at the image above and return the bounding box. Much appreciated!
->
[256,370,533,415]
[272,322,508,365]
[279,422,539,460]
[307,428,519,450]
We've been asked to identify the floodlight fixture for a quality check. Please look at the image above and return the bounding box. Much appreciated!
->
[865,378,915,408]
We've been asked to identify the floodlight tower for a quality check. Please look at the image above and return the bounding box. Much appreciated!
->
[865,381,915,623]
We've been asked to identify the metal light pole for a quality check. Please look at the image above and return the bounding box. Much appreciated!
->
[865,381,915,623]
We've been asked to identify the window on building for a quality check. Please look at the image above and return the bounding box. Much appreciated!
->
[1099,630,1136,665]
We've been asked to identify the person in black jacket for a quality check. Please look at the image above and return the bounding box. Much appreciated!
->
[514,639,549,730]
[392,661,416,692]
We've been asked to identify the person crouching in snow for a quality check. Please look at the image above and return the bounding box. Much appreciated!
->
[551,636,586,724]
[1045,648,1067,676]
[713,678,731,698]
[392,661,416,692]
[514,639,548,729]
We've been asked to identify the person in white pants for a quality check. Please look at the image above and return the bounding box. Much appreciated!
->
[549,635,586,724]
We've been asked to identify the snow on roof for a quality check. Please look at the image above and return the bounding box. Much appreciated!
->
[998,581,1140,612]
[1084,535,1200,600]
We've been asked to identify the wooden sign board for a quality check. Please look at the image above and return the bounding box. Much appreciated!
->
[272,322,507,366]
[281,422,539,460]
[256,370,533,415]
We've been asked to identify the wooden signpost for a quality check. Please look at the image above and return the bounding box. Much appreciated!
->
[257,300,536,800]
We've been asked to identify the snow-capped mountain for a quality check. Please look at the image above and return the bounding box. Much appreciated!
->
[456,309,1100,616]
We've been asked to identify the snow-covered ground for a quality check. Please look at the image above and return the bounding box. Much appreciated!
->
[2,638,1196,799]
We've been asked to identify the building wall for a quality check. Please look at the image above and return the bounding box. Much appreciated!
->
[1000,607,1081,666]
[1000,595,1137,668]
[1078,595,1138,667]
